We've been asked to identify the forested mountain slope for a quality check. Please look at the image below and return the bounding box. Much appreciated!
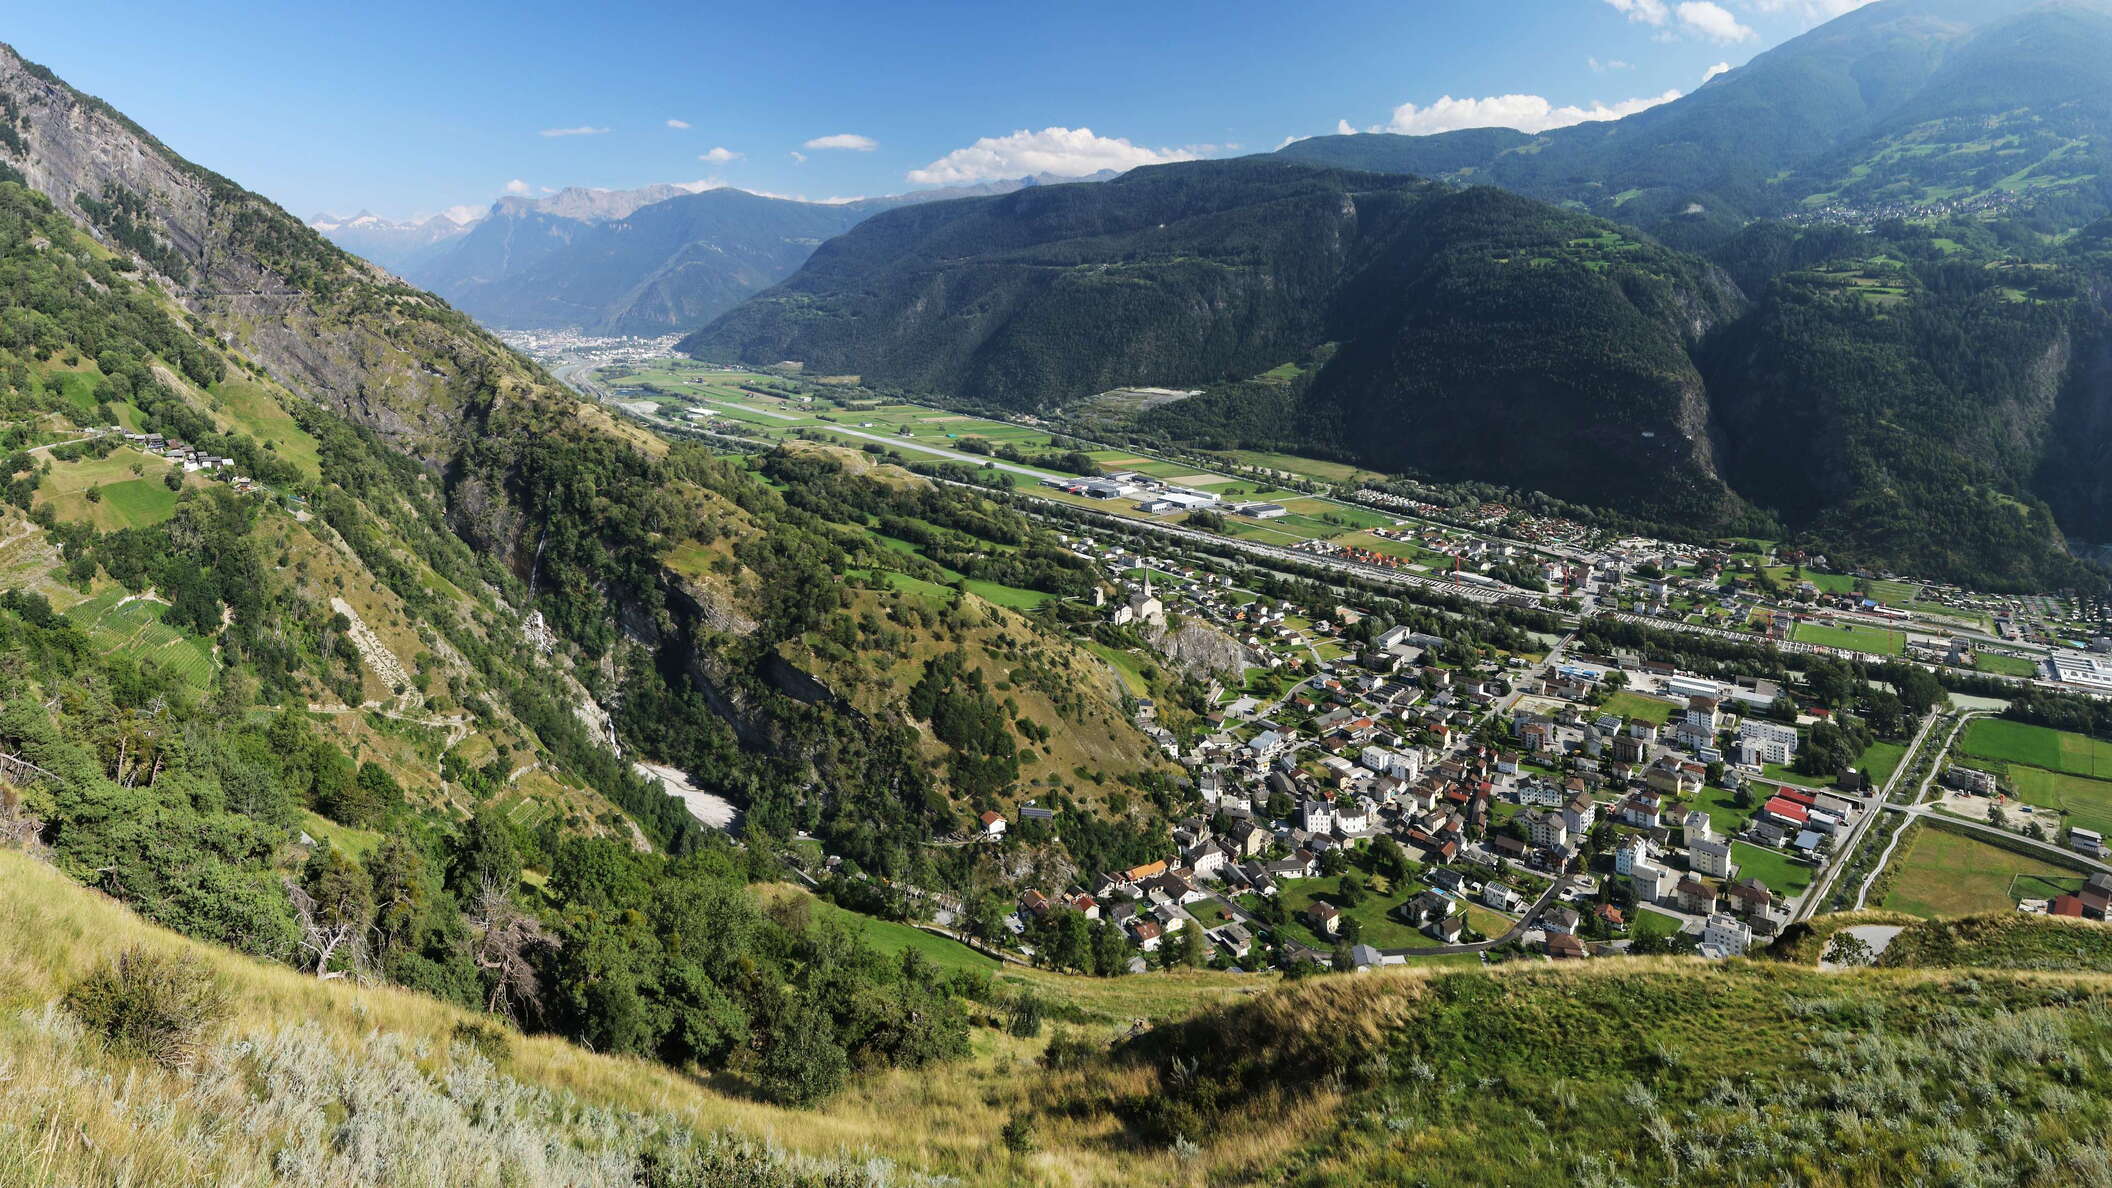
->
[688,159,1758,531]
[0,39,1187,1114]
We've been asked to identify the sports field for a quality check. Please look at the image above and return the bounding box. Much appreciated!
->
[1793,621,1905,655]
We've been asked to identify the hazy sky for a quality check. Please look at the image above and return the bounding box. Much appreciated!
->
[4,0,1878,220]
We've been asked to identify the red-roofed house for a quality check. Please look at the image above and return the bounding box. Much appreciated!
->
[1762,797,1810,828]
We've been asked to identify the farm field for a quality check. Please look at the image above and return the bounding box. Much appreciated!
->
[1960,719,2112,779]
[1882,826,2084,918]
[1793,621,1906,656]
[1218,450,1385,485]
[33,447,187,529]
[1730,841,1816,898]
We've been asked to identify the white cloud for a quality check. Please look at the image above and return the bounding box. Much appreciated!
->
[1604,0,1671,25]
[907,126,1204,185]
[789,150,807,163]
[1336,119,1359,136]
[666,118,690,129]
[441,204,485,224]
[1677,2,1754,42]
[504,178,530,195]
[1589,57,1634,72]
[1607,0,1754,40]
[700,146,742,163]
[804,133,878,151]
[539,125,610,137]
[1743,0,1878,23]
[1703,61,1732,83]
[1376,89,1683,136]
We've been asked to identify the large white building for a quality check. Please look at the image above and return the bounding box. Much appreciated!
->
[1738,720,1800,766]
[1701,912,1753,958]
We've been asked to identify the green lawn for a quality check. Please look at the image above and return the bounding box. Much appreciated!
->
[1793,621,1905,656]
[1972,651,2041,678]
[1731,841,1816,898]
[1631,908,1686,939]
[1855,740,1909,788]
[1688,785,1758,836]
[1602,691,1678,725]
[1882,827,2082,918]
[803,895,1000,976]
[1274,877,1432,949]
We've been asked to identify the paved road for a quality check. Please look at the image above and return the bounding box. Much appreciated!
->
[1794,708,1949,920]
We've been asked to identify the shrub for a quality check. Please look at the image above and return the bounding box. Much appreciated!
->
[65,947,231,1069]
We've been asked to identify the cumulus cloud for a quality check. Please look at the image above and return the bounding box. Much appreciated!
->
[666,118,690,129]
[789,150,807,163]
[1589,57,1634,72]
[1604,0,1752,40]
[538,125,610,137]
[804,133,877,151]
[700,146,741,163]
[1604,0,1670,25]
[1678,2,1754,42]
[1376,89,1683,136]
[504,178,530,195]
[1336,119,1358,136]
[906,126,1203,185]
[1703,61,1732,83]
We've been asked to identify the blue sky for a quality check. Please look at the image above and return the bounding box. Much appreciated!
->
[4,0,1875,220]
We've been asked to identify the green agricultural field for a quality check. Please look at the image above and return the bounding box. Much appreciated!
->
[1602,690,1678,725]
[1793,621,1905,655]
[1882,826,2083,918]
[1223,450,1385,485]
[34,448,187,529]
[208,378,322,478]
[1731,841,1816,898]
[1961,719,2112,779]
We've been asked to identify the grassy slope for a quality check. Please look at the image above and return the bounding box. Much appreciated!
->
[0,848,1261,1187]
[1063,955,2112,1186]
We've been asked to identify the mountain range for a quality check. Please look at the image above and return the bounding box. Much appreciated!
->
[316,173,1115,336]
[687,0,2112,590]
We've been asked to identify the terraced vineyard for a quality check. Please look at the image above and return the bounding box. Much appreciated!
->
[63,586,217,689]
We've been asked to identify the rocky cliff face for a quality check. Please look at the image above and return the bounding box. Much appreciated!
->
[0,43,523,465]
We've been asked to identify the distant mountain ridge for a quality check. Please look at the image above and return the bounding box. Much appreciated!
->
[316,173,1115,335]
[1275,0,2112,247]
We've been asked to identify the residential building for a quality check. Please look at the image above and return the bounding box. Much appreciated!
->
[1700,912,1753,958]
